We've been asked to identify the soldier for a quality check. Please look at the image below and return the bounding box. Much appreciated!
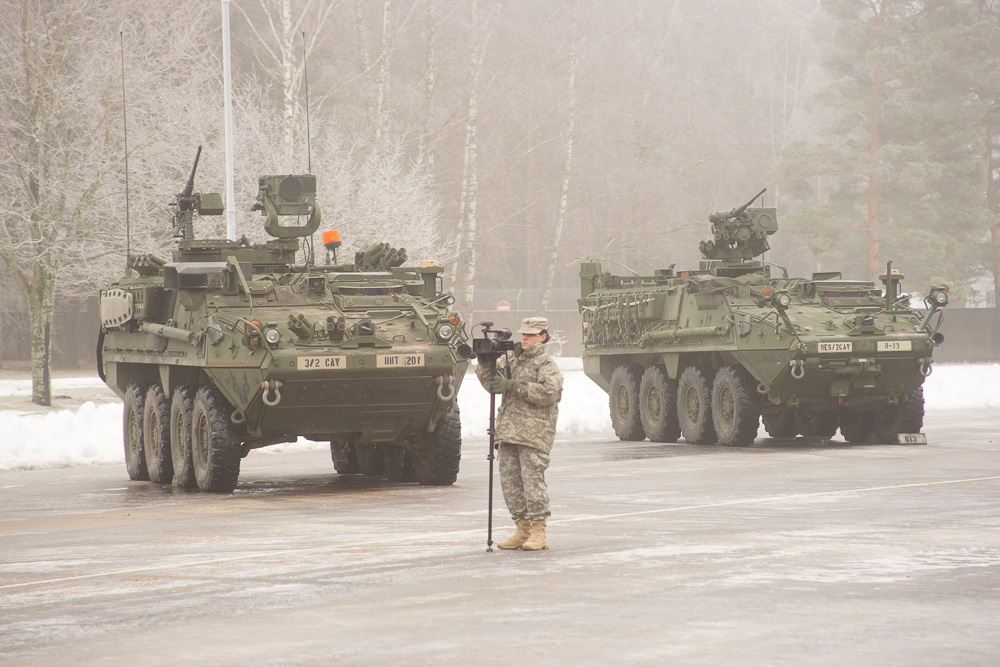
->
[476,316,564,550]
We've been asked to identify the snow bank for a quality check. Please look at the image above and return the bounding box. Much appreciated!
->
[0,361,997,472]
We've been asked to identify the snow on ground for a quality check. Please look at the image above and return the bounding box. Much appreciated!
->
[0,359,998,472]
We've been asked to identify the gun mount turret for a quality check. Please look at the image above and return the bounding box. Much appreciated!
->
[698,188,778,276]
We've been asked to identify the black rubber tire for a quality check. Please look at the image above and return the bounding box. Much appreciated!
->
[874,387,925,444]
[417,408,463,486]
[639,367,681,442]
[123,383,149,481]
[839,411,876,443]
[170,385,197,488]
[143,385,173,484]
[191,386,241,493]
[385,447,417,482]
[609,364,644,441]
[711,366,760,447]
[356,443,385,477]
[796,408,839,438]
[677,366,717,445]
[762,408,798,438]
[331,441,361,474]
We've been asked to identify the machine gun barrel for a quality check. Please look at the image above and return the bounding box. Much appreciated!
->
[710,187,767,223]
[181,145,203,198]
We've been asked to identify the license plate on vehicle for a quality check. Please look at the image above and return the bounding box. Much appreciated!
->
[376,353,425,368]
[897,433,927,445]
[818,341,852,353]
[297,355,347,370]
[877,340,912,352]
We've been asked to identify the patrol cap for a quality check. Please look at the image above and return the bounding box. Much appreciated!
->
[517,316,549,334]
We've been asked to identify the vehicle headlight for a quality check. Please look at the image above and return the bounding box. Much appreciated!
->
[776,292,792,308]
[932,290,948,305]
[437,324,454,341]
[264,328,282,345]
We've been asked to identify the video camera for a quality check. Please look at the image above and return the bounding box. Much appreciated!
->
[471,321,515,360]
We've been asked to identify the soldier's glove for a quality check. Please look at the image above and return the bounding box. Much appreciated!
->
[491,376,519,395]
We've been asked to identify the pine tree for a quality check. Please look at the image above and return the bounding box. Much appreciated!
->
[779,0,997,300]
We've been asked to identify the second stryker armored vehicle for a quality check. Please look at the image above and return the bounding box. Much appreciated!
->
[578,189,949,447]
[98,147,471,492]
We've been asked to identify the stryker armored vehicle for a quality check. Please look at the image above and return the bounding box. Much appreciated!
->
[99,147,470,492]
[579,188,949,447]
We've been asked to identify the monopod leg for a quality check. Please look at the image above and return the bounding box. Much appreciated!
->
[486,390,496,552]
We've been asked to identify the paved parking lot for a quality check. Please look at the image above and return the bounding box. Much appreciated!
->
[1,407,998,666]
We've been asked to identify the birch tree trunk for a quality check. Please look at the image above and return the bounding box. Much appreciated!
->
[423,0,438,170]
[538,0,583,315]
[455,0,503,315]
[374,0,393,147]
[237,0,336,156]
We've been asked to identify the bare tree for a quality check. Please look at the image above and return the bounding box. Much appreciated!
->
[0,0,218,404]
[539,0,585,314]
[454,0,505,315]
[235,0,338,155]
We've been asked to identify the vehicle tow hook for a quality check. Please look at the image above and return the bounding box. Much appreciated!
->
[435,375,455,401]
[261,379,283,407]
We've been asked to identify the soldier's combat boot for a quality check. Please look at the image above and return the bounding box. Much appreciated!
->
[497,519,531,550]
[520,519,548,551]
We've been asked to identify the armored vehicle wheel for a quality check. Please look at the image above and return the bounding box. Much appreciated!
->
[711,366,760,447]
[639,367,681,442]
[385,447,417,482]
[874,387,925,444]
[356,443,386,477]
[839,411,876,443]
[123,383,150,481]
[416,409,462,486]
[796,408,838,438]
[677,366,717,445]
[191,387,241,493]
[143,385,174,484]
[170,385,197,488]
[609,365,644,441]
[762,408,798,438]
[331,441,361,474]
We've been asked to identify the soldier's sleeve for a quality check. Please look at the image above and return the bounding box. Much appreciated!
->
[475,356,505,391]
[519,357,563,406]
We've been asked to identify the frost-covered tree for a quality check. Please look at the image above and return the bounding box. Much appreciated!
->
[0,0,219,405]
[317,132,443,262]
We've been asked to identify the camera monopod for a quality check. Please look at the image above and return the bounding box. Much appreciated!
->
[486,380,497,552]
[470,321,514,552]
[485,359,512,553]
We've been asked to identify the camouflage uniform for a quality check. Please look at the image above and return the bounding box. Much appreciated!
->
[476,332,563,521]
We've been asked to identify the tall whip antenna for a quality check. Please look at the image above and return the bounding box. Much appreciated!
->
[119,32,131,274]
[221,0,236,241]
[302,31,312,173]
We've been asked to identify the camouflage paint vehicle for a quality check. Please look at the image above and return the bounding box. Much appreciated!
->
[579,189,949,447]
[99,148,469,492]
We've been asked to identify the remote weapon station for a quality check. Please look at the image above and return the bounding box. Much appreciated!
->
[579,189,948,447]
[99,147,470,492]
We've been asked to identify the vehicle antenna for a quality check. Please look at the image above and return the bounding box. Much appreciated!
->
[302,31,312,173]
[119,31,131,275]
